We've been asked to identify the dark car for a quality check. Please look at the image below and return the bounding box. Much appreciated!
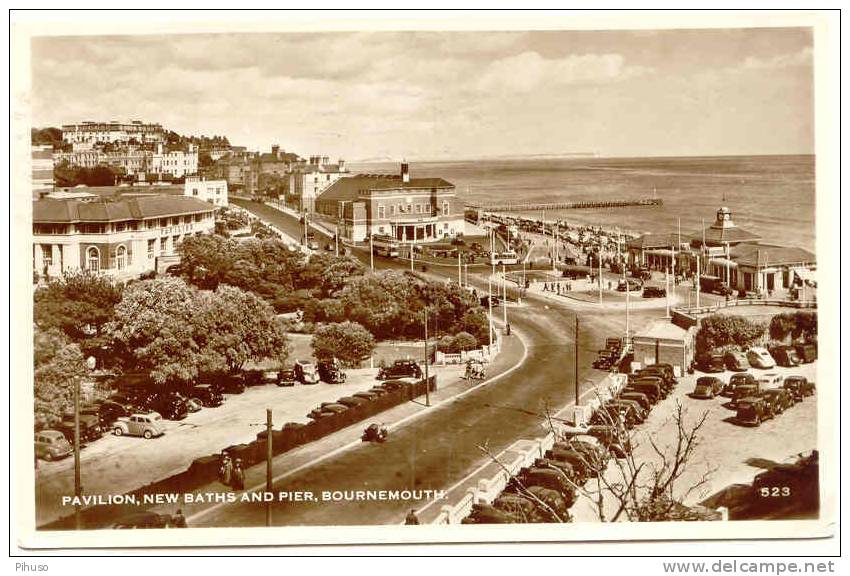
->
[619,391,652,411]
[783,376,815,400]
[533,457,579,482]
[380,379,409,392]
[635,369,674,393]
[353,391,379,402]
[545,447,591,483]
[191,384,224,407]
[724,350,749,372]
[733,380,762,406]
[736,397,771,426]
[377,360,422,381]
[625,378,663,403]
[762,388,794,414]
[91,400,128,428]
[241,369,265,387]
[726,372,757,398]
[692,376,725,399]
[770,345,801,367]
[517,467,577,503]
[592,402,638,429]
[697,352,726,373]
[585,424,631,459]
[277,368,297,387]
[642,285,666,298]
[617,278,642,292]
[148,392,189,421]
[214,374,246,395]
[336,396,367,409]
[112,511,172,529]
[794,343,817,363]
[368,386,390,397]
[608,399,647,423]
[57,413,102,444]
[462,503,513,524]
[318,359,347,384]
[631,267,652,281]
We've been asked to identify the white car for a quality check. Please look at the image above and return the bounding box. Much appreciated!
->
[757,373,784,390]
[113,412,165,439]
[747,347,776,369]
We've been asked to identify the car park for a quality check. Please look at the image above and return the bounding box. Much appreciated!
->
[692,376,725,399]
[294,360,321,384]
[747,347,776,369]
[113,412,166,439]
[724,350,749,372]
[770,345,801,367]
[317,359,347,384]
[377,359,422,380]
[726,372,757,398]
[35,430,73,461]
[736,397,771,426]
[191,384,224,407]
[276,368,297,387]
[697,352,726,373]
[783,376,815,400]
[762,388,795,414]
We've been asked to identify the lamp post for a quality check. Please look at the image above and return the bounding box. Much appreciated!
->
[488,276,494,349]
[369,234,374,271]
[502,263,507,329]
[423,309,431,407]
[266,409,273,527]
[74,377,81,531]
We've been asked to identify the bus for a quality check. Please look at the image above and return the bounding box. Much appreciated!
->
[490,250,519,266]
[371,234,400,258]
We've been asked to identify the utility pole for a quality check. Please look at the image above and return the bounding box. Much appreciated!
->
[464,263,468,288]
[625,274,631,341]
[696,254,701,308]
[458,251,462,285]
[369,234,374,271]
[598,254,603,303]
[502,263,507,329]
[424,310,430,407]
[488,276,494,348]
[266,408,273,527]
[334,231,339,257]
[574,315,580,406]
[665,266,671,318]
[74,378,81,531]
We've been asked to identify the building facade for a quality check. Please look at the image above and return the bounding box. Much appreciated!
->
[33,195,216,281]
[32,145,54,200]
[184,176,228,207]
[315,163,464,243]
[287,155,348,212]
[62,121,165,147]
[149,144,198,179]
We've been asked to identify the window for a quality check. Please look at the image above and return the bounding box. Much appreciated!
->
[115,221,126,232]
[378,226,385,234]
[160,237,168,254]
[192,188,199,196]
[442,201,450,216]
[378,205,386,219]
[159,218,168,228]
[86,247,100,273]
[147,239,155,259]
[116,245,127,270]
[41,245,52,266]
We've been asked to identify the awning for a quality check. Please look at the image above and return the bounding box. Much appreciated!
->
[794,268,817,287]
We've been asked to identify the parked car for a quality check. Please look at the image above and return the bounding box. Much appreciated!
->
[585,424,631,459]
[57,413,102,444]
[317,359,347,384]
[377,359,422,380]
[642,285,666,298]
[618,391,652,411]
[770,345,801,367]
[112,511,172,529]
[736,397,771,426]
[320,403,348,416]
[91,400,129,428]
[147,392,189,421]
[262,370,280,385]
[608,399,647,423]
[624,380,662,404]
[635,368,675,393]
[517,467,577,502]
[276,368,297,387]
[631,267,652,281]
[191,384,224,407]
[336,396,367,408]
[697,352,726,373]
[294,360,320,385]
[747,347,776,369]
[534,457,579,483]
[34,430,73,461]
[617,278,642,292]
[545,447,591,483]
[213,374,246,395]
[368,386,390,397]
[794,343,817,363]
[762,388,795,414]
[592,401,639,429]
[783,376,816,400]
[724,350,749,372]
[353,391,379,402]
[241,369,265,387]
[112,413,166,439]
[692,376,725,399]
[380,379,409,392]
[726,372,757,398]
[462,503,513,524]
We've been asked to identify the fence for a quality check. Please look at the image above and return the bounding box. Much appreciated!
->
[434,339,501,366]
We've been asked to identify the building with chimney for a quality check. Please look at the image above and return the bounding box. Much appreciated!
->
[287,155,349,212]
[315,163,464,243]
[61,121,165,148]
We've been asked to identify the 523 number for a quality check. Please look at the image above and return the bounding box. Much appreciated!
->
[759,486,791,497]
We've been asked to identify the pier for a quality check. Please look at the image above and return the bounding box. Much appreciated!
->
[466,197,662,212]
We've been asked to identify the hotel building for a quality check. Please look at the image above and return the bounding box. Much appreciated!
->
[287,155,348,212]
[62,121,165,147]
[33,195,216,281]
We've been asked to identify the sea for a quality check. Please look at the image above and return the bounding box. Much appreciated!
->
[348,155,815,252]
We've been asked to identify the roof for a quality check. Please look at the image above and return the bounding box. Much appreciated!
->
[57,185,185,198]
[317,174,454,204]
[634,320,688,341]
[731,243,816,267]
[691,225,761,245]
[33,195,216,223]
[626,233,679,250]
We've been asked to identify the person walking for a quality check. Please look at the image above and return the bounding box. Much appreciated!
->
[172,509,187,528]
[219,454,232,487]
[405,509,420,525]
[232,459,245,491]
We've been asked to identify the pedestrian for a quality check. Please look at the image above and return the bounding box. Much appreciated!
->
[172,508,187,528]
[405,509,420,525]
[232,459,245,491]
[219,454,232,487]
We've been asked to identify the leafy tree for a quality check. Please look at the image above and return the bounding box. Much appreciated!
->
[696,314,765,355]
[311,321,376,367]
[769,313,798,342]
[107,277,201,385]
[194,285,290,374]
[34,328,88,429]
[198,151,214,168]
[437,335,456,353]
[793,310,818,342]
[177,234,239,290]
[451,331,478,353]
[31,127,63,148]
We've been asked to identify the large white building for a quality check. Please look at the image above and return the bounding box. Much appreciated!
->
[149,143,198,179]
[62,121,165,148]
[33,195,217,281]
[287,156,348,212]
[184,176,228,207]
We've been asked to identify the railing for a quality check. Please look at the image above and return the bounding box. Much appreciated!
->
[675,298,817,318]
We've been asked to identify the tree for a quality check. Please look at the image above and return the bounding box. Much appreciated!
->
[769,313,798,343]
[451,331,478,353]
[34,328,88,429]
[198,151,214,168]
[695,314,765,355]
[311,322,376,367]
[107,277,201,385]
[194,284,290,374]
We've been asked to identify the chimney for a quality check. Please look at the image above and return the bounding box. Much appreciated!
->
[272,144,280,159]
[322,156,329,165]
[338,158,346,172]
[401,162,410,183]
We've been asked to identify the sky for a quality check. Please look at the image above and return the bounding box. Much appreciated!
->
[30,28,814,161]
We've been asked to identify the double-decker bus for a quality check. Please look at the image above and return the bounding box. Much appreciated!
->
[371,234,400,258]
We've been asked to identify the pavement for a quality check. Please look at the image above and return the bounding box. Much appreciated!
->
[570,362,818,522]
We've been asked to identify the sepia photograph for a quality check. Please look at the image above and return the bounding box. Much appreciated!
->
[10,9,839,553]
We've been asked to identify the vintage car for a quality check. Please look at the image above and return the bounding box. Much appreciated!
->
[692,376,725,399]
[794,343,817,363]
[293,360,321,385]
[276,368,297,387]
[57,413,102,444]
[318,359,347,384]
[146,392,189,421]
[352,391,379,402]
[516,467,577,502]
[635,367,676,392]
[697,352,726,373]
[770,345,801,367]
[726,372,757,398]
[191,384,224,407]
[762,388,795,414]
[757,372,785,390]
[747,347,776,369]
[113,412,166,439]
[624,378,663,403]
[733,380,762,406]
[212,374,246,395]
[642,285,666,298]
[617,278,643,292]
[618,391,652,411]
[724,350,750,372]
[544,448,591,483]
[90,400,129,428]
[336,396,368,409]
[380,379,410,392]
[783,376,816,400]
[377,359,422,381]
[34,430,73,461]
[462,503,513,524]
[736,397,772,426]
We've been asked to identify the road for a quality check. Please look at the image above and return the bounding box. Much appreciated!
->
[184,202,659,526]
